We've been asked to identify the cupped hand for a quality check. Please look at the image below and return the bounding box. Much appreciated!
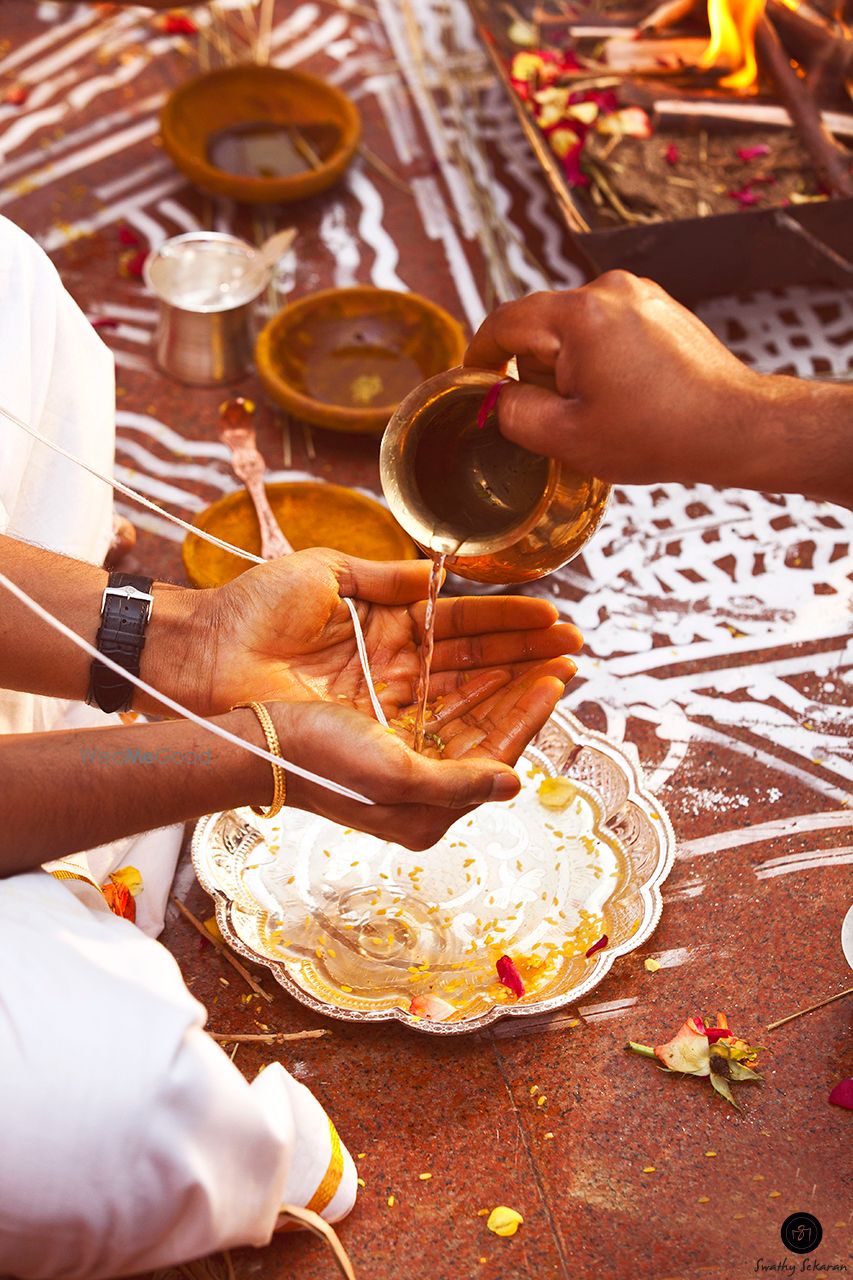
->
[198,547,581,718]
[265,654,571,849]
[464,271,773,492]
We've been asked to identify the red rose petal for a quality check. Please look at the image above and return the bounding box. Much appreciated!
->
[585,934,608,958]
[118,224,141,247]
[736,144,771,162]
[706,1026,734,1043]
[477,379,509,430]
[664,143,680,166]
[728,186,761,207]
[496,955,525,998]
[90,316,120,330]
[829,1078,853,1110]
[159,13,198,34]
[119,249,149,279]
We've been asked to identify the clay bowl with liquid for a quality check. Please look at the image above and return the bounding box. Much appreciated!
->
[160,65,361,204]
[255,286,468,434]
[183,480,419,588]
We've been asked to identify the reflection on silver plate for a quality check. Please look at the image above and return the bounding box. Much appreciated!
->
[192,709,675,1034]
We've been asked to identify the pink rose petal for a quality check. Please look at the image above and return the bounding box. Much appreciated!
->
[728,186,761,207]
[664,143,680,166]
[497,955,525,998]
[585,935,608,958]
[829,1078,853,1109]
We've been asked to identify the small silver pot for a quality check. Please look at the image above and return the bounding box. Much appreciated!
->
[144,231,271,386]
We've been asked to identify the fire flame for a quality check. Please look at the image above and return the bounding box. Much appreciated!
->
[701,0,767,89]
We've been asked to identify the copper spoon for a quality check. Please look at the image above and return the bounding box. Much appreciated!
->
[219,399,294,560]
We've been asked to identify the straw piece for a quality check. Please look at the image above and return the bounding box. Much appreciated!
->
[766,985,853,1030]
[171,896,274,1002]
[209,1029,331,1043]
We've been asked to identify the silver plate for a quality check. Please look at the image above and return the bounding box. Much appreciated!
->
[192,709,675,1034]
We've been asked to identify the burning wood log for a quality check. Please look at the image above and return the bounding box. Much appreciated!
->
[766,0,853,80]
[755,13,853,194]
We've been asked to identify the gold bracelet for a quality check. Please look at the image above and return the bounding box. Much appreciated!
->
[234,701,286,820]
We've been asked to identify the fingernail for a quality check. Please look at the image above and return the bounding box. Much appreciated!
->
[490,772,520,801]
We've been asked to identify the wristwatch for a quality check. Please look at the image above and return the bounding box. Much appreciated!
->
[87,572,154,714]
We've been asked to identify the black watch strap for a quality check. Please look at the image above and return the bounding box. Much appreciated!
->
[87,572,154,714]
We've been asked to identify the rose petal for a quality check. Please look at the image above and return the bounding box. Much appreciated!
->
[585,935,608,958]
[4,85,29,106]
[118,224,141,247]
[706,1026,734,1044]
[476,379,509,430]
[159,13,198,34]
[829,1078,853,1110]
[654,1017,711,1075]
[90,317,120,330]
[737,144,771,162]
[409,994,455,1021]
[664,142,680,166]
[100,880,136,923]
[537,776,575,810]
[496,955,525,999]
[728,186,761,207]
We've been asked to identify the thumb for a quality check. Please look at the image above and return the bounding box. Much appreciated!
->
[403,749,520,808]
[336,556,439,605]
[497,381,583,465]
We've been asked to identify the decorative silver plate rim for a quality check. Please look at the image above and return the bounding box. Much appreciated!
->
[192,707,677,1035]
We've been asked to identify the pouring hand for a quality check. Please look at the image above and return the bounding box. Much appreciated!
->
[465,271,853,506]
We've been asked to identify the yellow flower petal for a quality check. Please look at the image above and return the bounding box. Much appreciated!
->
[110,865,143,897]
[487,1206,524,1238]
[203,915,223,942]
[537,776,575,810]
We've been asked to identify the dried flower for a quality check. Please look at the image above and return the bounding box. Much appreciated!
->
[497,955,525,999]
[486,1206,523,1238]
[585,935,608,958]
[628,1013,764,1108]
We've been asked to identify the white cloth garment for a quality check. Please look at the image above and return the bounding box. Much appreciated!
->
[0,216,356,1278]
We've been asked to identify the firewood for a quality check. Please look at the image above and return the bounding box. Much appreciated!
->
[755,13,853,195]
[640,0,704,33]
[766,0,853,77]
[655,96,853,138]
[603,35,713,73]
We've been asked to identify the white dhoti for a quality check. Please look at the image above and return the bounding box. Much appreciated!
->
[0,216,356,1279]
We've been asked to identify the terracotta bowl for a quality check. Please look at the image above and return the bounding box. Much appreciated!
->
[255,286,468,434]
[182,480,419,587]
[160,65,361,204]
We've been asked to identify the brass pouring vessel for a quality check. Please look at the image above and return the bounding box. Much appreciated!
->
[380,366,611,584]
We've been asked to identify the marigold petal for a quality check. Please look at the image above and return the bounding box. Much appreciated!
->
[486,1206,523,1237]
